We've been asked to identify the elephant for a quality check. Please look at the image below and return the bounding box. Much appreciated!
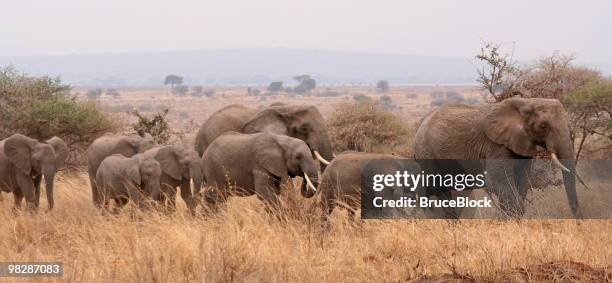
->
[194,104,333,167]
[95,154,162,211]
[413,97,583,218]
[141,145,203,212]
[0,134,69,211]
[306,152,406,224]
[201,132,319,212]
[86,133,155,208]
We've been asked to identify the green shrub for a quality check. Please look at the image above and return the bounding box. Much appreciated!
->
[327,101,413,156]
[0,67,118,167]
[132,109,171,144]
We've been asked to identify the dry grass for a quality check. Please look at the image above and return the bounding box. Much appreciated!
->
[1,172,610,282]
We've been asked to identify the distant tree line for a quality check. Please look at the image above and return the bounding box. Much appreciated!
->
[163,74,214,97]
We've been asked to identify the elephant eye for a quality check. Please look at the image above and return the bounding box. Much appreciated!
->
[296,153,303,160]
[539,123,549,131]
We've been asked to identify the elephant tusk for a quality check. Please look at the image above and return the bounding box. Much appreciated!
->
[313,151,331,165]
[551,153,591,190]
[303,173,317,192]
[574,171,591,191]
[551,153,570,173]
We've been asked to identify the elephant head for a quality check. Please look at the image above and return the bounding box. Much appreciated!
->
[254,134,319,197]
[126,154,162,201]
[242,105,333,169]
[154,145,204,205]
[4,134,68,210]
[484,97,582,217]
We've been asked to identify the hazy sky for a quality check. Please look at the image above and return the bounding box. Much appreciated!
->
[1,0,611,61]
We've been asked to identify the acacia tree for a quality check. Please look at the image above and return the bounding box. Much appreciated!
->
[163,74,183,89]
[376,80,389,93]
[475,42,522,102]
[293,75,316,94]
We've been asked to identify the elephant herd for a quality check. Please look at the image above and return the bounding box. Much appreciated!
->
[0,98,585,219]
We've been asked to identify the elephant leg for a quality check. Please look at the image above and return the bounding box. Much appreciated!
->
[13,189,24,209]
[486,159,523,218]
[33,175,42,208]
[253,172,281,214]
[320,197,336,230]
[127,186,148,210]
[431,190,458,219]
[201,186,226,215]
[113,196,129,213]
[15,173,36,211]
[93,184,107,209]
[180,180,196,214]
[89,173,99,207]
[513,158,531,209]
[159,185,177,213]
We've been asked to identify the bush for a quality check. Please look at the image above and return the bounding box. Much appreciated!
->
[0,67,118,167]
[429,91,445,99]
[106,88,120,98]
[315,89,341,97]
[172,85,189,96]
[86,88,103,99]
[190,86,204,97]
[132,109,171,144]
[352,94,371,102]
[327,101,412,155]
[405,93,418,99]
[379,95,395,111]
[430,92,465,107]
[267,81,284,93]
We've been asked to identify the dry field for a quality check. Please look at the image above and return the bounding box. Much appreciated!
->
[75,85,483,144]
[1,86,610,282]
[0,172,610,282]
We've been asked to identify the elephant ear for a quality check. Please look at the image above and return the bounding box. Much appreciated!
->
[254,135,287,178]
[156,146,183,181]
[484,98,537,157]
[242,109,289,134]
[110,137,139,157]
[124,158,142,186]
[4,134,36,175]
[46,136,69,169]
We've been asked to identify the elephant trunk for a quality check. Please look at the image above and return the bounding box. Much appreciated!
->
[147,182,162,202]
[548,136,582,219]
[190,165,204,198]
[319,131,334,169]
[44,172,55,210]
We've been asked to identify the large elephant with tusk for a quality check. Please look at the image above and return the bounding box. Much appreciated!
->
[200,132,319,212]
[414,97,586,218]
[194,104,333,168]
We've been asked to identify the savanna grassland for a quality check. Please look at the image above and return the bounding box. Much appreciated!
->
[1,86,611,282]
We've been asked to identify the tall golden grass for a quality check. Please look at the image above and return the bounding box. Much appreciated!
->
[0,172,610,282]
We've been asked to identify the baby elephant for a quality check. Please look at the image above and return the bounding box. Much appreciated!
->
[201,132,319,212]
[95,154,162,211]
[310,152,405,224]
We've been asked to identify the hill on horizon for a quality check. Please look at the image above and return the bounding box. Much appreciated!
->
[1,48,610,86]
